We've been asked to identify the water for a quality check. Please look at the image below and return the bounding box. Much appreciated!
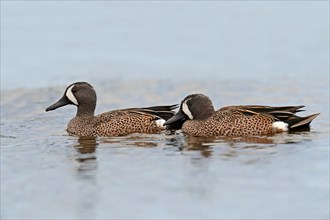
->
[1,2,329,220]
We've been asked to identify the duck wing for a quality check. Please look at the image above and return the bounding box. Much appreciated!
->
[220,105,319,131]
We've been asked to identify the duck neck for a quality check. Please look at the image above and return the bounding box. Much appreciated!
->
[76,104,95,117]
[197,106,215,120]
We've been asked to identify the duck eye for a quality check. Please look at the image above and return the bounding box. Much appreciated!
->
[71,86,78,93]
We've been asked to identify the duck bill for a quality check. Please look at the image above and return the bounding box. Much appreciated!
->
[164,110,187,130]
[45,96,71,112]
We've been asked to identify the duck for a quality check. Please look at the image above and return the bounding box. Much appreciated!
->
[164,94,320,137]
[45,82,178,137]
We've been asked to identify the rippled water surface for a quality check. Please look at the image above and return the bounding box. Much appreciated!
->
[1,1,329,219]
[1,78,329,219]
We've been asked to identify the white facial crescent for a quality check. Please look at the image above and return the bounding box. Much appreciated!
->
[66,85,78,105]
[182,100,193,119]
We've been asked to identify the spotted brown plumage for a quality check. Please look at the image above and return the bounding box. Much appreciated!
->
[45,82,178,137]
[164,94,320,137]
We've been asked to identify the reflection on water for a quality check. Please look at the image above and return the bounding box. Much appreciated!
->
[1,79,328,219]
[74,136,98,172]
[169,132,318,164]
[75,136,98,155]
[71,137,98,219]
[176,134,276,158]
[97,132,185,148]
[218,136,275,145]
[179,135,215,158]
[99,135,158,148]
[82,131,320,162]
[66,128,320,218]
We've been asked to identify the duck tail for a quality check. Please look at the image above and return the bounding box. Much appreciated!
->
[138,104,179,120]
[287,113,320,131]
[143,104,179,112]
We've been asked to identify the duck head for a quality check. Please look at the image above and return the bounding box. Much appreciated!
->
[45,82,97,116]
[164,94,215,129]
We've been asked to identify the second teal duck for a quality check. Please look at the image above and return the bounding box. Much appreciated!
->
[164,94,320,137]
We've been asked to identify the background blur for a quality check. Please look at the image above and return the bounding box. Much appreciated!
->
[1,2,329,220]
[1,1,329,90]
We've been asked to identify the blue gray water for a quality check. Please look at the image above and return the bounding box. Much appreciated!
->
[1,2,329,219]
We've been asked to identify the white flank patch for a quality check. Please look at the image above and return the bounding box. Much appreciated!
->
[66,85,78,105]
[155,119,166,128]
[272,121,289,131]
[182,100,193,119]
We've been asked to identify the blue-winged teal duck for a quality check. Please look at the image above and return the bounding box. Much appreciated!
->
[46,82,178,137]
[164,94,320,137]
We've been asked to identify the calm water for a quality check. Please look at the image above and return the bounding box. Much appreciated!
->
[1,2,329,220]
